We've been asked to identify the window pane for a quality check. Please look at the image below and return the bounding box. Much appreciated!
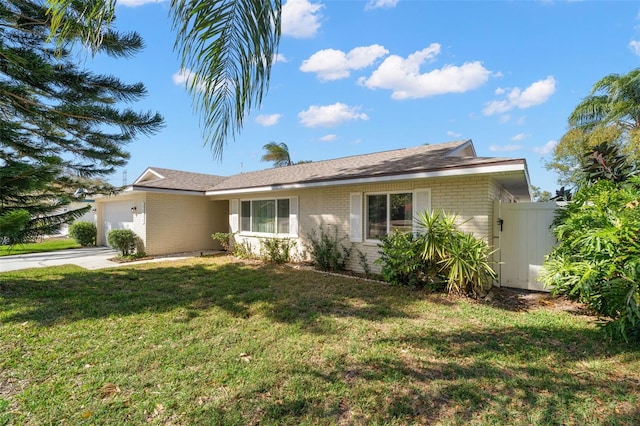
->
[241,201,251,232]
[252,200,275,233]
[277,199,290,234]
[367,194,387,239]
[390,193,413,234]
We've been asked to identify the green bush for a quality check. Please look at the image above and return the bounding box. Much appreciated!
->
[260,238,293,264]
[107,229,138,256]
[376,232,434,288]
[68,221,96,246]
[418,210,496,295]
[211,232,236,251]
[233,239,255,259]
[376,211,496,295]
[305,225,351,272]
[540,178,640,342]
[0,209,30,245]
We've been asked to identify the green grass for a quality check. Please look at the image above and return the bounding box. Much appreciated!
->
[0,238,80,256]
[1,256,639,425]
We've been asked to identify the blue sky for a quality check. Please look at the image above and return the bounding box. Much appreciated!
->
[92,0,640,192]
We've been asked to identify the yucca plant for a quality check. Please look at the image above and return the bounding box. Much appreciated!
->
[439,232,497,296]
[417,210,459,263]
[414,210,497,296]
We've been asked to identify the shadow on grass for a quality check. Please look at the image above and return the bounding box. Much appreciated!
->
[272,326,640,425]
[0,259,414,328]
[2,258,639,424]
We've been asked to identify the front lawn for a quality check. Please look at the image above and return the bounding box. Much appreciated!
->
[0,238,80,256]
[1,256,638,425]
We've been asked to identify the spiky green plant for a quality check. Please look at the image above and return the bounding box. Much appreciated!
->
[377,210,497,295]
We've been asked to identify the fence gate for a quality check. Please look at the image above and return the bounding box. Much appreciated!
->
[493,201,558,292]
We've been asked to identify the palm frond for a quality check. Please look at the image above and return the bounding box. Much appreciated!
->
[171,0,281,159]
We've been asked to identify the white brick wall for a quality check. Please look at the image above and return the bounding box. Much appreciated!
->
[217,175,510,274]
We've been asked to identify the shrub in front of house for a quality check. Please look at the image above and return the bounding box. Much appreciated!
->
[260,238,293,264]
[377,210,496,296]
[107,229,139,256]
[68,221,96,246]
[211,232,236,251]
[305,225,351,272]
[233,239,255,259]
[376,231,435,288]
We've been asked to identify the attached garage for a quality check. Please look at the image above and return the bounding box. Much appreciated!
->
[101,201,134,247]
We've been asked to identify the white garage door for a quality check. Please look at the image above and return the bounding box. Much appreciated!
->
[103,201,134,247]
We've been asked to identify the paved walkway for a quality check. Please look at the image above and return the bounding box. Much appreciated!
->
[0,247,207,273]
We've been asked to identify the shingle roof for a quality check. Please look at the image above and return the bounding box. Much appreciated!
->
[133,167,226,192]
[206,140,524,192]
[130,140,529,198]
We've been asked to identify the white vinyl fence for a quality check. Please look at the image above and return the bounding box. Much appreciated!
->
[493,201,559,292]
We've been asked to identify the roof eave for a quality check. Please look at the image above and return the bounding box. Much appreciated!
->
[131,185,207,196]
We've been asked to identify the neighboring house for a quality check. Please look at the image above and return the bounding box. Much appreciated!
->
[94,139,531,273]
[58,201,96,236]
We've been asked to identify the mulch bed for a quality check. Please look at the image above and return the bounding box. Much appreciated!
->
[481,286,592,315]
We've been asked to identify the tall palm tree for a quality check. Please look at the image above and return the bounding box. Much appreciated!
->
[46,0,282,159]
[261,142,292,167]
[569,68,640,139]
[549,68,640,185]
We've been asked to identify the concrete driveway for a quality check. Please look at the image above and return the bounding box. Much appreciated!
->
[0,247,120,272]
[0,247,213,273]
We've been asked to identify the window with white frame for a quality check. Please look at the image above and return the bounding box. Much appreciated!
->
[366,192,413,240]
[349,189,430,242]
[236,197,297,235]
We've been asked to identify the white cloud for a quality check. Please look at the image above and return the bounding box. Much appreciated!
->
[282,0,323,39]
[629,40,640,55]
[533,139,558,155]
[483,76,556,116]
[511,132,530,142]
[320,134,337,142]
[489,144,522,152]
[359,44,491,99]
[172,68,196,86]
[255,114,281,126]
[172,68,209,92]
[117,0,164,6]
[447,131,462,138]
[300,45,388,81]
[365,0,399,10]
[274,53,288,64]
[298,102,368,127]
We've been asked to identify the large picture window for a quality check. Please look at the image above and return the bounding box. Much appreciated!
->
[240,198,294,234]
[366,192,413,240]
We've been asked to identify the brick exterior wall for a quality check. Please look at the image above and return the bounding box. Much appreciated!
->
[144,193,219,255]
[216,175,517,274]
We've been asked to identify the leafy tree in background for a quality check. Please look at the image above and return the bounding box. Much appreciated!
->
[0,0,163,243]
[261,142,292,167]
[47,0,282,159]
[530,185,552,202]
[540,143,640,342]
[547,69,640,185]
